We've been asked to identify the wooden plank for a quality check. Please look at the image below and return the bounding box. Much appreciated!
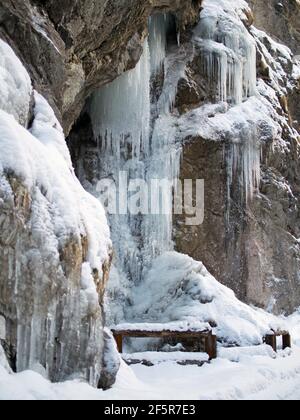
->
[112,329,217,361]
[111,330,211,339]
[205,334,217,360]
[265,334,277,352]
[282,333,292,350]
[114,334,123,353]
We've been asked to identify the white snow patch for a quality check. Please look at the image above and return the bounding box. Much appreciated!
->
[0,98,111,272]
[219,344,277,362]
[130,252,287,346]
[0,39,32,126]
[287,309,300,346]
[1,344,300,400]
[123,351,209,364]
[112,321,211,333]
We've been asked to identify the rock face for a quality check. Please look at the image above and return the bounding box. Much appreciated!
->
[174,1,300,314]
[0,0,201,134]
[248,0,300,54]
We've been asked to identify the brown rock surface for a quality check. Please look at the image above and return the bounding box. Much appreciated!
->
[248,0,300,54]
[0,0,202,134]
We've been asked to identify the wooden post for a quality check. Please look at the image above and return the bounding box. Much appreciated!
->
[265,334,277,352]
[282,333,292,350]
[114,334,123,353]
[206,333,217,360]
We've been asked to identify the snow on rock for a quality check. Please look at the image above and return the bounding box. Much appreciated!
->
[0,39,32,126]
[0,94,111,272]
[130,252,287,346]
[194,0,256,105]
[98,328,122,390]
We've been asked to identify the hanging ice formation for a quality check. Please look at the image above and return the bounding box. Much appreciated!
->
[225,124,261,224]
[88,14,180,300]
[194,4,257,105]
[89,40,151,161]
[194,1,260,207]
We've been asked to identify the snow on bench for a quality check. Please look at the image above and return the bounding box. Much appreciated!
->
[123,351,210,367]
[111,321,211,333]
[111,321,217,361]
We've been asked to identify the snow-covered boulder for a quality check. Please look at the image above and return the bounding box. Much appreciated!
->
[0,39,32,127]
[0,38,113,386]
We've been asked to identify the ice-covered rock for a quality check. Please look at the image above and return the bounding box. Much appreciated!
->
[174,0,300,313]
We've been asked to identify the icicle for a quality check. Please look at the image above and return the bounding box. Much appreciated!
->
[226,125,261,209]
[177,31,181,47]
[194,10,257,105]
[88,14,178,288]
[148,14,169,75]
[89,40,151,160]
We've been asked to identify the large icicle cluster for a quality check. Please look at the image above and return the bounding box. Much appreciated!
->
[148,14,170,74]
[89,41,151,160]
[193,0,260,205]
[194,0,257,105]
[87,15,180,323]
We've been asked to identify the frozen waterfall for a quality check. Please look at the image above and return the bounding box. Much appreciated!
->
[85,5,260,323]
[89,41,151,160]
[88,14,179,320]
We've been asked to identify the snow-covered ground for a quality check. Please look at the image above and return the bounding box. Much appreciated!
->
[0,0,299,402]
[1,346,300,400]
[1,311,299,400]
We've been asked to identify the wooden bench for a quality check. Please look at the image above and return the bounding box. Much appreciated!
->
[111,326,218,361]
[264,330,292,352]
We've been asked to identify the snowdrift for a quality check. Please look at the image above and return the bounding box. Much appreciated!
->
[131,252,287,346]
